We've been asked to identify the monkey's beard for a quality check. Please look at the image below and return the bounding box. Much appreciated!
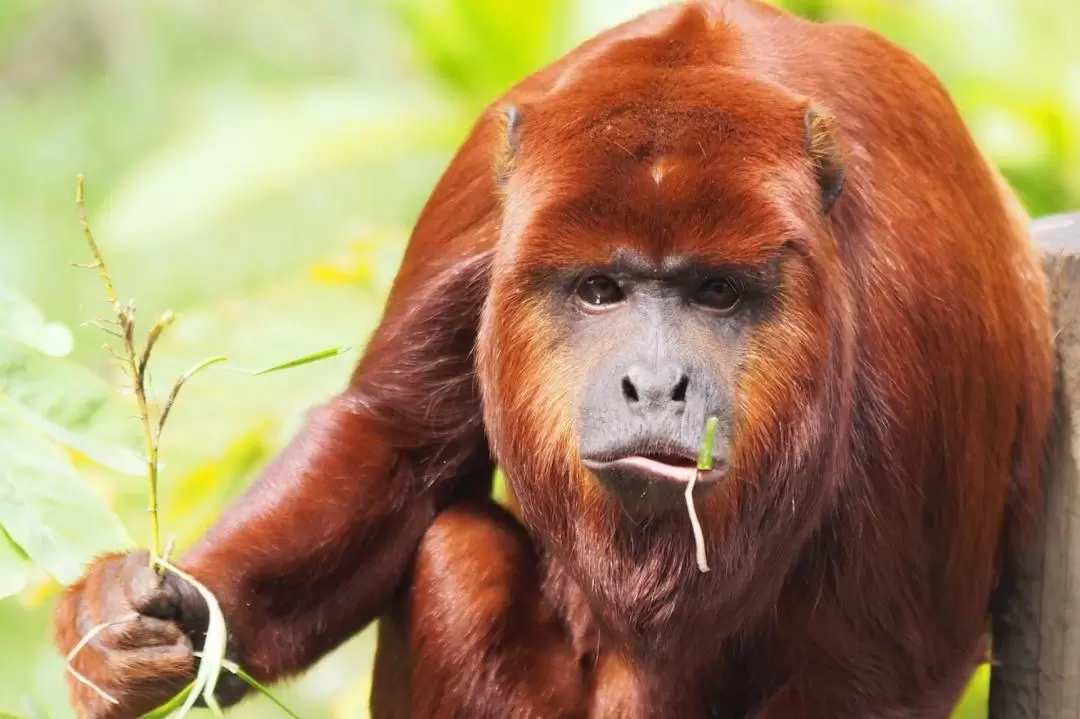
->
[502,446,830,665]
[505,460,736,649]
[494,399,833,659]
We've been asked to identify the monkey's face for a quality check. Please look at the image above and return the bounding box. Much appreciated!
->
[479,62,853,575]
[564,251,764,515]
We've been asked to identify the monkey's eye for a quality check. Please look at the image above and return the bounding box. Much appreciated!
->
[575,275,625,307]
[694,278,742,314]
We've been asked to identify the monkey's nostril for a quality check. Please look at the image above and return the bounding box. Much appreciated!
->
[671,374,689,403]
[622,376,639,402]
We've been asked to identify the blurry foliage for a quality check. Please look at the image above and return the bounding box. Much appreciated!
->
[0,0,1075,716]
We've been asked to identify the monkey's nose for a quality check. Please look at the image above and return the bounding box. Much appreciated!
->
[622,363,689,410]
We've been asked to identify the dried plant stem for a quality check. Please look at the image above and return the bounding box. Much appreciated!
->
[156,357,228,438]
[69,175,299,719]
[75,176,212,571]
[686,416,720,573]
[685,471,710,573]
[75,176,118,306]
[136,349,163,566]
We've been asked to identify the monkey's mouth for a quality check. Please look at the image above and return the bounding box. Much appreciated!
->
[582,452,728,486]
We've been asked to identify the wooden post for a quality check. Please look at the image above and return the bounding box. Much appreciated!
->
[989,211,1080,719]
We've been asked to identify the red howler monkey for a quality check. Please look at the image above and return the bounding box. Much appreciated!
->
[53,1,1055,717]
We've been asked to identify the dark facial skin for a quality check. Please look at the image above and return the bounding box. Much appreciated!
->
[558,249,768,515]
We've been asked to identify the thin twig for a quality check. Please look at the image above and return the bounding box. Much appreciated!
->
[102,344,126,362]
[139,312,176,378]
[132,367,160,564]
[81,319,123,338]
[75,176,162,568]
[75,176,119,308]
[155,356,228,443]
[69,176,292,718]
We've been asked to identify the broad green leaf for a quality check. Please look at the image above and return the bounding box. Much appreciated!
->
[0,284,73,357]
[0,401,135,585]
[0,525,30,599]
[0,336,144,476]
[0,598,49,716]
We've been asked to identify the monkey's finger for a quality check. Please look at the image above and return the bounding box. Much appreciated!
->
[123,554,184,621]
[104,644,195,701]
[163,572,210,640]
[98,555,140,622]
[71,556,132,653]
[106,614,188,651]
[111,640,195,676]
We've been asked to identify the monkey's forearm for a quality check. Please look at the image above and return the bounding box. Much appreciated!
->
[175,394,484,681]
[168,243,493,682]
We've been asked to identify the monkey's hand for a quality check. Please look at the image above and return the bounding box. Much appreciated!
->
[52,549,245,719]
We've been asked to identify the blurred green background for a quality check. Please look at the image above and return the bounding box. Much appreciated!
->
[0,0,1076,717]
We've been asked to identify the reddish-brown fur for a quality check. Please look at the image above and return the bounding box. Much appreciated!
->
[54,2,1054,717]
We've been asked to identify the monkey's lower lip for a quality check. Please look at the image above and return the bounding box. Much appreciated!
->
[582,455,728,485]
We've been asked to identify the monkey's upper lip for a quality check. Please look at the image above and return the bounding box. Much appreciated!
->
[582,452,728,485]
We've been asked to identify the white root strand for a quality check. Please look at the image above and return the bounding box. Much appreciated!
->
[685,469,710,573]
[64,612,140,705]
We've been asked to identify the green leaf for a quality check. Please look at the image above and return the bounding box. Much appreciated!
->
[0,283,73,357]
[140,684,193,719]
[951,663,990,719]
[154,560,228,718]
[0,336,144,476]
[232,345,351,376]
[492,466,511,507]
[0,400,135,585]
[217,657,299,718]
[0,525,30,600]
[697,417,720,471]
[0,598,51,716]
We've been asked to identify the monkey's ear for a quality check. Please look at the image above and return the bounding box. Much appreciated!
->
[804,107,846,214]
[494,103,525,189]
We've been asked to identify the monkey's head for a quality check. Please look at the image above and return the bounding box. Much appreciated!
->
[478,9,856,633]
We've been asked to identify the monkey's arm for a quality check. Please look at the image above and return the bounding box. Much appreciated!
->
[53,108,508,715]
[176,244,495,685]
[168,107,514,679]
[372,499,590,718]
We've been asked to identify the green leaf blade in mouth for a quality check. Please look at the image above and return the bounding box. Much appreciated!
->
[697,416,720,471]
